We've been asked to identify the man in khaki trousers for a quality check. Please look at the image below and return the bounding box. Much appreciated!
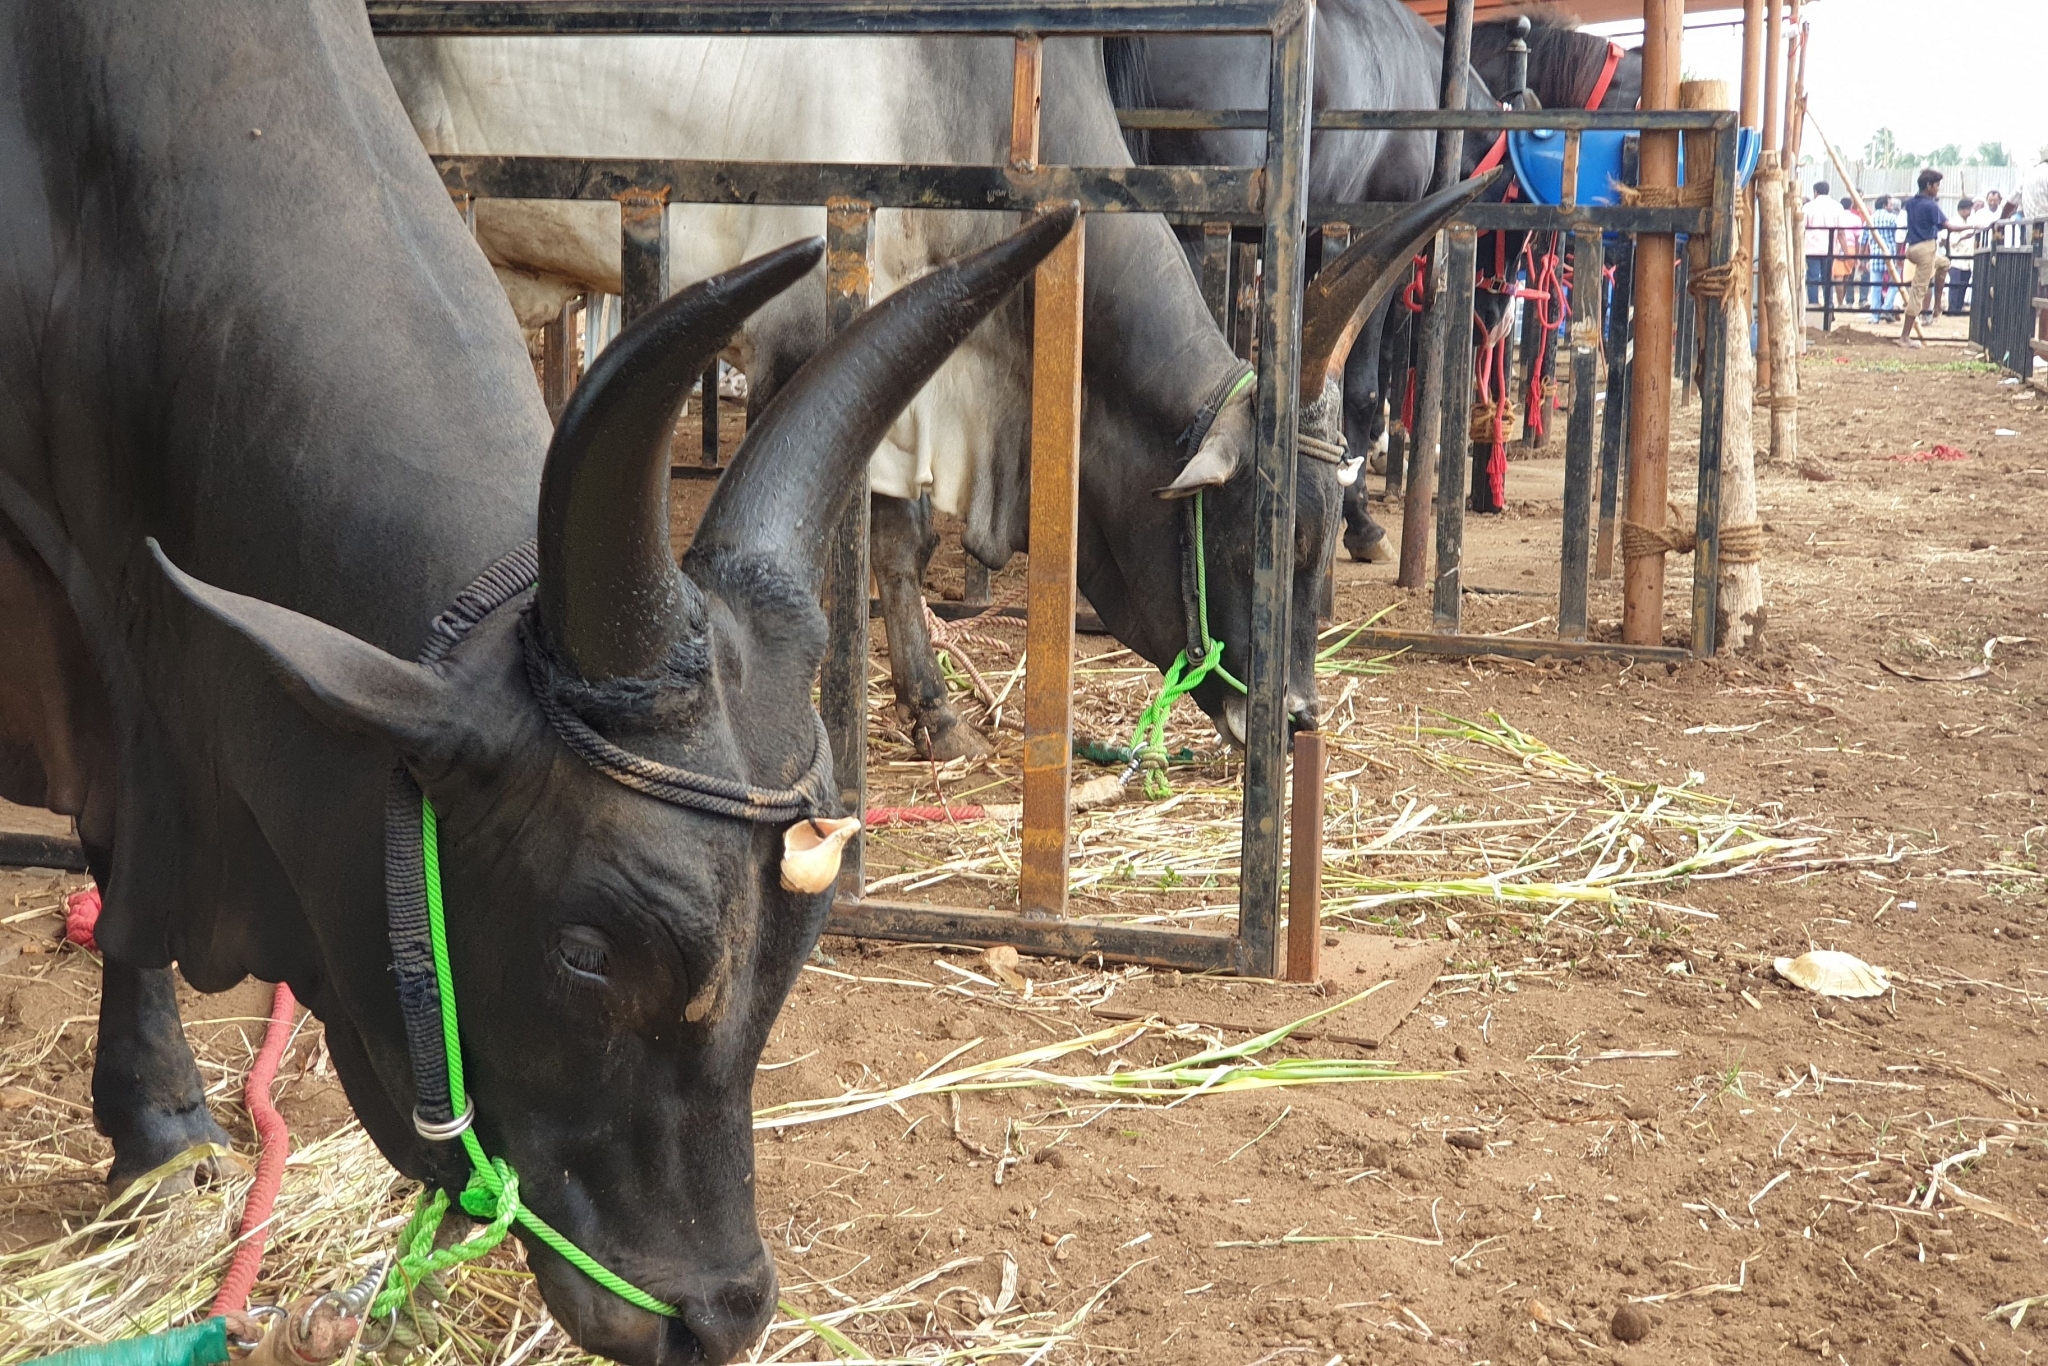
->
[1898,168,1969,347]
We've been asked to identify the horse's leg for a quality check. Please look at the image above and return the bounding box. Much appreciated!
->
[93,953,231,1194]
[871,493,990,761]
[1339,303,1392,564]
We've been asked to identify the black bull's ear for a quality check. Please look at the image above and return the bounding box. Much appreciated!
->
[147,539,450,760]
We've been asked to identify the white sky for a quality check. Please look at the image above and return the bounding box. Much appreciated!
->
[1583,2,2048,171]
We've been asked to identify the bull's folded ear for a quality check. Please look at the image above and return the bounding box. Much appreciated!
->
[147,539,448,755]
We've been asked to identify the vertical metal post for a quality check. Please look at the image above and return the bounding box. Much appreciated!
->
[1009,35,1044,173]
[1237,11,1313,980]
[1822,228,1835,332]
[541,298,578,423]
[821,199,875,898]
[619,192,669,325]
[1596,234,1634,579]
[1385,309,1412,496]
[1020,217,1085,921]
[1432,224,1479,631]
[1397,0,1476,591]
[1690,117,1739,658]
[1284,730,1326,983]
[1559,226,1603,639]
[1232,240,1259,359]
[1199,224,1233,332]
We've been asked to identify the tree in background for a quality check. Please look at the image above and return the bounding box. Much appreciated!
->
[1926,143,1965,166]
[1971,141,2011,166]
[1864,127,1901,167]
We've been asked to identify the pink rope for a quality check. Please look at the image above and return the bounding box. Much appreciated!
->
[212,983,298,1317]
[863,805,989,828]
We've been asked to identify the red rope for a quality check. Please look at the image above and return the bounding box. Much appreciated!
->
[212,983,297,1318]
[863,805,988,827]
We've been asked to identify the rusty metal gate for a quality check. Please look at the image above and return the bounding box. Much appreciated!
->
[363,0,1744,978]
[365,0,1320,977]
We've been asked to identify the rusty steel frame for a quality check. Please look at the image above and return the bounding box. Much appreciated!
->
[368,0,1318,977]
[363,1,1741,973]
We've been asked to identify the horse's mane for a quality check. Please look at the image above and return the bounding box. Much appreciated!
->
[1469,7,1617,112]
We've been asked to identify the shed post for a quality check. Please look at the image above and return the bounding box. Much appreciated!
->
[1620,0,1682,648]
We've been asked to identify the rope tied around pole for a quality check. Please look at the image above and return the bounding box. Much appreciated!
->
[1718,522,1766,565]
[1469,399,1518,444]
[1616,182,1714,209]
[1620,518,1695,561]
[1764,392,1801,412]
[1686,259,1750,303]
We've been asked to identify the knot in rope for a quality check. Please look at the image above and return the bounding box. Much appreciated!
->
[1620,518,1698,562]
[1137,744,1172,801]
[370,1159,521,1321]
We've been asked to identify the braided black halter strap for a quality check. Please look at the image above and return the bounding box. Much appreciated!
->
[387,542,831,1134]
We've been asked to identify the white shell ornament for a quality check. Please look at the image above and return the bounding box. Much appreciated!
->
[1773,950,1890,999]
[781,817,862,894]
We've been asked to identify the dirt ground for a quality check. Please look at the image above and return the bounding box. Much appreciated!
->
[6,326,2048,1366]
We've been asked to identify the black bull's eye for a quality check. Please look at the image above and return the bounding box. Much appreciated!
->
[554,924,611,981]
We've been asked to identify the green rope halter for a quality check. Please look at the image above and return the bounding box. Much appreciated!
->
[371,799,679,1321]
[1125,489,1247,800]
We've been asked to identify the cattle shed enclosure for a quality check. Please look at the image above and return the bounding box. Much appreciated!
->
[364,0,1743,981]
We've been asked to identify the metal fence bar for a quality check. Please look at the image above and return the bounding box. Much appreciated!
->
[432,155,1262,220]
[1117,107,1732,132]
[367,0,1303,36]
[1688,120,1739,659]
[1019,219,1086,920]
[618,192,668,323]
[1558,225,1602,639]
[1236,8,1313,980]
[1431,224,1479,631]
[820,199,875,897]
[1595,234,1635,580]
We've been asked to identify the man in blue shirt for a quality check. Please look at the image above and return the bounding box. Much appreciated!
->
[1899,169,1970,347]
[1868,195,1903,319]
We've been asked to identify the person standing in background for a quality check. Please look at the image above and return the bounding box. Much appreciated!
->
[1803,181,1851,308]
[1835,196,1869,312]
[1899,169,1970,347]
[1869,194,1903,320]
[1944,197,1978,315]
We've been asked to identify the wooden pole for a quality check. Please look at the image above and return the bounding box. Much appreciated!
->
[1621,0,1681,648]
[1757,152,1799,465]
[1684,80,1766,653]
[1019,219,1084,920]
[1783,14,1807,340]
[1756,0,1780,393]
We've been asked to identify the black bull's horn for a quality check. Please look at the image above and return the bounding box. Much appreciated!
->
[535,205,1076,682]
[690,204,1078,598]
[1296,168,1505,406]
[537,237,826,682]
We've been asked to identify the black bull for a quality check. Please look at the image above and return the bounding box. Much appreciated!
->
[0,2,1479,1363]
[0,0,1069,1359]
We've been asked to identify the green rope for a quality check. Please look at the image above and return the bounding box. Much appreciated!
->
[371,800,680,1322]
[1126,489,1246,801]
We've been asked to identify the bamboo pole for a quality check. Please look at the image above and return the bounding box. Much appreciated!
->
[1684,79,1765,652]
[1757,0,1781,392]
[1757,152,1799,464]
[1741,0,1767,391]
[1783,14,1807,341]
[1620,0,1681,648]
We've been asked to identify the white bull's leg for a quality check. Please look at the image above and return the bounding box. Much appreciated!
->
[871,493,990,761]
